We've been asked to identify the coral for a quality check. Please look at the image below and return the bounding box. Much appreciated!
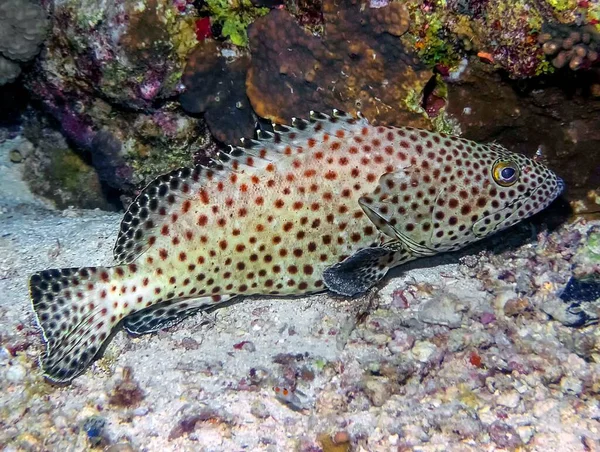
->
[25,0,214,196]
[539,23,600,70]
[30,0,198,109]
[0,0,48,85]
[465,0,546,78]
[0,55,19,84]
[246,0,433,128]
[204,0,269,46]
[180,40,255,143]
[284,0,324,35]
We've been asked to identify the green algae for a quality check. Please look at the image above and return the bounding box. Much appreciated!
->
[205,0,269,46]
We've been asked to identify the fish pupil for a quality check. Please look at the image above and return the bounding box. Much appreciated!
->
[501,167,516,181]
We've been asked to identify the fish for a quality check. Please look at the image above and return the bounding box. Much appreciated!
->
[28,110,564,382]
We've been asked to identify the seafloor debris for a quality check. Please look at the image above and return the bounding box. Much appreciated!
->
[0,0,48,85]
[539,23,600,70]
[246,0,433,127]
[108,367,145,408]
[167,409,229,441]
[180,40,255,143]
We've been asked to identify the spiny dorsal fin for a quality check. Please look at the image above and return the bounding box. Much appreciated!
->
[113,110,367,264]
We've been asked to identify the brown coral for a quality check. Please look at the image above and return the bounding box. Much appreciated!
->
[180,41,255,144]
[539,24,600,71]
[246,0,433,127]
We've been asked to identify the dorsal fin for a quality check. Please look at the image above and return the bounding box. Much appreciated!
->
[113,110,367,264]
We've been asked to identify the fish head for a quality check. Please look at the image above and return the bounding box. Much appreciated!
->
[359,141,563,256]
[465,145,564,239]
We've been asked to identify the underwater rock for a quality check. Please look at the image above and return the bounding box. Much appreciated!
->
[24,0,212,196]
[246,1,433,127]
[445,64,600,209]
[31,0,197,109]
[22,124,112,210]
[180,40,255,144]
[0,0,48,85]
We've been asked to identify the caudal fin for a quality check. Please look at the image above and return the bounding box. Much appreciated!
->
[29,265,138,382]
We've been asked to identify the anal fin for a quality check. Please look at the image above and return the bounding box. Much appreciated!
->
[122,295,233,335]
[323,242,412,297]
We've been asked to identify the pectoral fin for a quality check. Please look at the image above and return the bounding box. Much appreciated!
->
[323,242,412,297]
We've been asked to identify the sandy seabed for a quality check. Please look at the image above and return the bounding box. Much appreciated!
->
[1,134,599,452]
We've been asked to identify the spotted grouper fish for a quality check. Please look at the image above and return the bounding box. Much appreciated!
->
[29,110,564,382]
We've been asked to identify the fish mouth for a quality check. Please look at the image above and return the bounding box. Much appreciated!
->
[472,174,564,237]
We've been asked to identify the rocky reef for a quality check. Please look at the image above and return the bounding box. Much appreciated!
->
[2,0,595,211]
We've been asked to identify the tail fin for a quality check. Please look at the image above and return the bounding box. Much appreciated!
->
[29,265,140,382]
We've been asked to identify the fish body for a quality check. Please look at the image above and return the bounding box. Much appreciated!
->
[29,110,563,382]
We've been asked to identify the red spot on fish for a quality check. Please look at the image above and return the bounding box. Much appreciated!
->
[159,249,168,260]
[199,189,210,204]
[182,200,191,213]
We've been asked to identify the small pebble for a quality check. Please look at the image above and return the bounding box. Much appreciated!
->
[411,341,437,363]
[496,390,520,409]
[181,337,200,350]
[9,149,23,163]
[560,376,583,395]
[6,364,26,383]
[517,426,534,444]
[132,406,149,417]
[54,416,68,429]
[104,444,135,452]
[251,401,269,419]
[363,378,392,407]
[387,330,415,354]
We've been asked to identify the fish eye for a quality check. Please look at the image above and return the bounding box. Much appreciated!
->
[492,160,519,187]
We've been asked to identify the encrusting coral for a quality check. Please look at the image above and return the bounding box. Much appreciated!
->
[0,0,48,85]
[246,0,433,128]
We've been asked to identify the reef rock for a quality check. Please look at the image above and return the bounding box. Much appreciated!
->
[25,0,211,196]
[246,0,433,128]
[180,41,255,144]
